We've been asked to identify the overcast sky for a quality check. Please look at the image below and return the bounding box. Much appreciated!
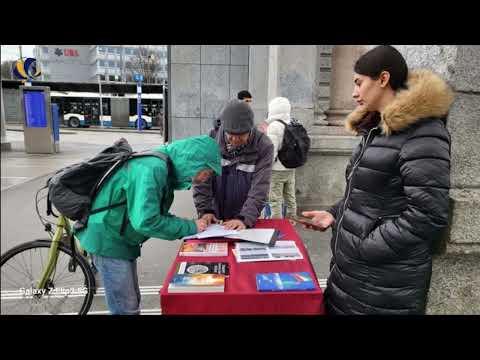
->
[1,45,35,62]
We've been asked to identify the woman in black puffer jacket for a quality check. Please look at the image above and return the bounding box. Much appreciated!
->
[302,45,454,314]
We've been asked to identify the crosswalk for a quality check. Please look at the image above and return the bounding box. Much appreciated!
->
[2,279,328,315]
[84,279,328,315]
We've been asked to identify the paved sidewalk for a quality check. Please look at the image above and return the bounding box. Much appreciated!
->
[1,129,163,191]
[6,123,163,135]
[1,129,332,313]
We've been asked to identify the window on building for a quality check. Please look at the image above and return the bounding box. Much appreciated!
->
[108,47,115,53]
[100,74,106,80]
[116,47,122,54]
[42,46,48,54]
[108,60,115,67]
[109,75,116,82]
[99,60,106,67]
[98,46,106,53]
[125,48,131,55]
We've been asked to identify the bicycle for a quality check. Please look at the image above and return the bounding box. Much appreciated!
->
[0,187,97,315]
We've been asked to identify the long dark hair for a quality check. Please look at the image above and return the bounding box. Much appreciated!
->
[354,45,408,91]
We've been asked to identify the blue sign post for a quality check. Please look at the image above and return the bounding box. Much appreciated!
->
[134,73,144,131]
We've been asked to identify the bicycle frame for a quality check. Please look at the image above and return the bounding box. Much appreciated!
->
[36,215,86,290]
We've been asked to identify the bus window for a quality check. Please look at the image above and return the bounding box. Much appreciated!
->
[102,99,111,116]
[130,99,148,116]
[129,99,136,116]
[68,98,84,115]
[84,98,100,124]
[141,103,149,116]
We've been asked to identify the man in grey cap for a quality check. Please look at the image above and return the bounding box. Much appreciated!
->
[193,99,274,230]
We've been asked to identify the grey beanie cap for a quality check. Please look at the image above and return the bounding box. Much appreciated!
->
[220,99,254,134]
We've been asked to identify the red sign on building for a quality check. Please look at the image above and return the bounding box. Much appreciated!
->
[64,49,79,57]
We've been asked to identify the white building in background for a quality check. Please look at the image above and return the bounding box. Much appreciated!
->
[34,45,168,83]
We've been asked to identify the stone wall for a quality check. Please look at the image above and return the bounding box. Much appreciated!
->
[169,45,249,140]
[392,45,480,314]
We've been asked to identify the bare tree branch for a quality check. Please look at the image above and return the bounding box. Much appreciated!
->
[125,46,160,84]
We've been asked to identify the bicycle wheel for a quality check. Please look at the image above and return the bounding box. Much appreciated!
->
[1,240,96,315]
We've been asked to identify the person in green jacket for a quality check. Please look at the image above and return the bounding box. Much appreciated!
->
[75,135,222,315]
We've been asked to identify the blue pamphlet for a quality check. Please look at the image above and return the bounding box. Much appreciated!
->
[256,272,316,292]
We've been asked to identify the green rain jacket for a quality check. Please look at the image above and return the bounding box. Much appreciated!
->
[75,136,222,260]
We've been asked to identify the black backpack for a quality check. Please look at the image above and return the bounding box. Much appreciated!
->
[274,119,311,168]
[46,138,172,232]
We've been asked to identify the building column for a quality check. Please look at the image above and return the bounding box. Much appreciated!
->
[248,45,366,210]
[298,46,367,210]
[325,45,368,126]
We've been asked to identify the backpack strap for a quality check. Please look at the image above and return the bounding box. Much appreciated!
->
[273,119,289,162]
[274,119,288,127]
[118,151,173,235]
[89,200,127,215]
[46,190,58,218]
[131,150,172,168]
[87,151,172,235]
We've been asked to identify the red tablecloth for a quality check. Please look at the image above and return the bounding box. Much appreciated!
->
[160,219,325,315]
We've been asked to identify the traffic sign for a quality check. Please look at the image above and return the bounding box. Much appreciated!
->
[134,73,144,82]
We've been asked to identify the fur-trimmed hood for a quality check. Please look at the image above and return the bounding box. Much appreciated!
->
[345,69,454,136]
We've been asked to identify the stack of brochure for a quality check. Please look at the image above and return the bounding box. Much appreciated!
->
[232,241,303,263]
[179,242,228,257]
[168,273,226,293]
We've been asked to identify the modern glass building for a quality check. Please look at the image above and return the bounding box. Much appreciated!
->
[34,45,168,83]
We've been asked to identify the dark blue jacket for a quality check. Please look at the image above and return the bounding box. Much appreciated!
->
[193,125,274,227]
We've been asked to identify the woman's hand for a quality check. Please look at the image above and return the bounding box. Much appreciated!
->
[301,211,335,231]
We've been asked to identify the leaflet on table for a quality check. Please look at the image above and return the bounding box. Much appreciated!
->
[233,241,303,263]
[182,224,238,240]
[225,228,279,246]
[182,224,278,246]
[176,261,230,275]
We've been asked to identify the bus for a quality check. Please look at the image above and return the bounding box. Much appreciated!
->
[50,91,163,129]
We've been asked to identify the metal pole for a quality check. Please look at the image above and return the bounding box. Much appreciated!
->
[120,45,125,82]
[19,45,23,59]
[137,80,142,131]
[1,79,9,144]
[98,74,104,128]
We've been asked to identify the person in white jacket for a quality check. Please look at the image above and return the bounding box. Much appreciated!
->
[265,97,297,218]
